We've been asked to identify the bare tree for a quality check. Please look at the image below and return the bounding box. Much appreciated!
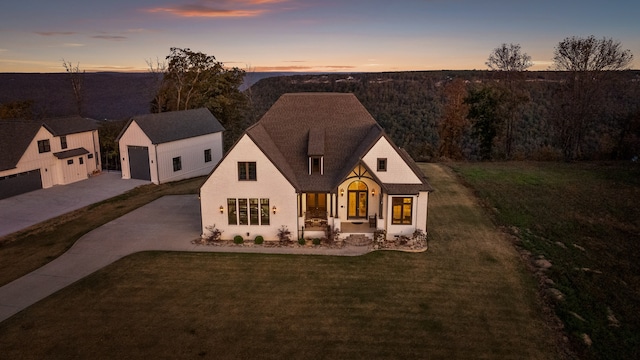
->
[552,36,634,159]
[486,43,533,72]
[485,43,532,158]
[61,59,85,116]
[553,35,633,72]
[146,57,167,113]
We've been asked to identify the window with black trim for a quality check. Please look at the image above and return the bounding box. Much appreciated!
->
[37,139,51,153]
[377,158,387,172]
[227,198,270,226]
[311,157,322,174]
[392,197,413,225]
[79,157,84,165]
[60,136,67,149]
[204,149,212,163]
[238,162,256,180]
[67,159,74,165]
[238,199,248,225]
[173,156,182,172]
[227,198,237,225]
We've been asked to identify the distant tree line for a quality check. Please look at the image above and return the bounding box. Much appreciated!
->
[2,37,638,165]
[245,36,639,162]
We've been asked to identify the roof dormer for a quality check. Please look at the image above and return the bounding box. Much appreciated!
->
[308,127,325,175]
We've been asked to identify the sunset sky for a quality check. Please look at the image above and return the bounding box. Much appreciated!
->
[1,0,638,73]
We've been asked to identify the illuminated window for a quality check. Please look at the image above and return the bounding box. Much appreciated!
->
[392,197,413,225]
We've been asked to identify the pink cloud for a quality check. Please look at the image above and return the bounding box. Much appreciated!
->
[145,0,290,18]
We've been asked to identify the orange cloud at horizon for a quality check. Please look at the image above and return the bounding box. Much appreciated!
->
[146,0,291,18]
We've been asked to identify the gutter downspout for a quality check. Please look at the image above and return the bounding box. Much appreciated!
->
[154,144,159,185]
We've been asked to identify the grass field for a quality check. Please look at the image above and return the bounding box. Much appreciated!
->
[451,161,640,360]
[0,176,205,287]
[0,164,562,359]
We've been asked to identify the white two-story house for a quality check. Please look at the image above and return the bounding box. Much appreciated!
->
[0,117,101,199]
[200,93,433,242]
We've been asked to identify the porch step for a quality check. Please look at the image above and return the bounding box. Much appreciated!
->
[344,234,373,246]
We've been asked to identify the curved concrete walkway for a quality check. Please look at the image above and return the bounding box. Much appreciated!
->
[0,195,370,323]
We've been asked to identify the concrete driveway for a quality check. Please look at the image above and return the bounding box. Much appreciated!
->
[0,195,369,323]
[0,171,150,238]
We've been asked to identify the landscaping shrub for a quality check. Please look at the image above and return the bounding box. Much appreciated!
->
[298,238,306,245]
[233,235,244,244]
[254,235,264,245]
[312,238,321,245]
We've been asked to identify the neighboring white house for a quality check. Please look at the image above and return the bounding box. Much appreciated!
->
[0,117,101,200]
[200,93,433,242]
[117,108,225,185]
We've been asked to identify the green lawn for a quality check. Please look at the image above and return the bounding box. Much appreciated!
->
[0,164,561,359]
[451,161,640,360]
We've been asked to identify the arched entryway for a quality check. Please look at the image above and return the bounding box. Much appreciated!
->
[347,180,368,219]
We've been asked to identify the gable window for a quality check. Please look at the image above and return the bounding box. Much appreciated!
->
[238,162,256,181]
[227,198,237,225]
[392,197,413,225]
[377,158,387,172]
[204,149,212,163]
[37,139,51,153]
[173,156,182,172]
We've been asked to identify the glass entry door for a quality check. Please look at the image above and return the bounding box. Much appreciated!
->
[347,181,368,219]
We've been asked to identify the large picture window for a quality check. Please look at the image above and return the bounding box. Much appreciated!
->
[392,197,413,225]
[238,162,257,181]
[227,198,270,226]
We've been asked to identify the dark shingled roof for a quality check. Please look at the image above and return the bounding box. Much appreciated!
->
[0,120,43,171]
[53,147,89,159]
[245,93,432,193]
[117,108,224,144]
[44,116,98,136]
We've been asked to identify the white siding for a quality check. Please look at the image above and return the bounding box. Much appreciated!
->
[362,137,422,184]
[201,134,297,241]
[156,132,223,184]
[118,121,156,182]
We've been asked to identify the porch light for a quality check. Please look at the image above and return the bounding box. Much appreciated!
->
[219,206,224,214]
[272,206,277,214]
[340,188,344,196]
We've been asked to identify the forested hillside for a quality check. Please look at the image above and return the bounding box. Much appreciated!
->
[245,71,640,161]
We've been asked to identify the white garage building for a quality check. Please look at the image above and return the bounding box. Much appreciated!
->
[117,108,224,184]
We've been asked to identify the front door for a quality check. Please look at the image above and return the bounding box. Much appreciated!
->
[306,193,327,218]
[347,181,368,219]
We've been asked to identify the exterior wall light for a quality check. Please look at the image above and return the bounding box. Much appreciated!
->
[371,189,376,196]
[272,206,277,214]
[340,188,344,196]
[219,206,224,214]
